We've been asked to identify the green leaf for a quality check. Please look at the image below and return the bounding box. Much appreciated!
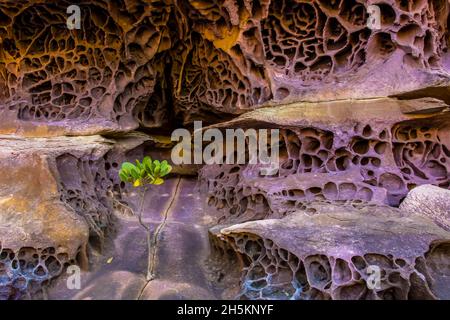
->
[153,160,161,176]
[130,167,140,180]
[143,156,152,166]
[121,162,135,173]
[119,157,170,187]
[143,156,153,173]
[163,164,172,177]
[135,160,144,171]
[119,171,129,182]
[160,160,172,177]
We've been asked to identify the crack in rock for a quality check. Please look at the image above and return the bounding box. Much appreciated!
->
[138,177,182,300]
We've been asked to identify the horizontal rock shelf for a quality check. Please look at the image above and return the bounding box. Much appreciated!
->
[201,98,450,224]
[210,204,450,300]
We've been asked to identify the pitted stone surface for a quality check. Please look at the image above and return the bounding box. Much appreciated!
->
[0,0,449,301]
[210,204,450,300]
[0,0,449,131]
[201,98,450,224]
[0,134,148,299]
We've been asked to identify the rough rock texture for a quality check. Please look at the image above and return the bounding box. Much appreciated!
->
[0,0,450,301]
[0,0,172,136]
[400,184,450,231]
[0,136,101,299]
[173,0,450,121]
[201,97,450,300]
[0,0,449,133]
[201,98,450,224]
[210,204,450,300]
[0,131,213,300]
[0,134,150,299]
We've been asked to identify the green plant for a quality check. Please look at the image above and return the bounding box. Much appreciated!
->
[118,156,172,280]
[119,156,172,187]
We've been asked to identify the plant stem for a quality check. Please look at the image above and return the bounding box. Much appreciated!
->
[137,187,152,281]
[138,187,149,232]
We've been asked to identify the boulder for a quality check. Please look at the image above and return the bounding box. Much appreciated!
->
[400,185,450,231]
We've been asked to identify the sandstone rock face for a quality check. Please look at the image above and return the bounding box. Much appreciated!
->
[201,98,450,300]
[0,0,171,135]
[201,98,450,224]
[0,136,99,299]
[0,134,148,299]
[0,0,449,301]
[400,184,450,231]
[210,204,450,300]
[0,0,449,133]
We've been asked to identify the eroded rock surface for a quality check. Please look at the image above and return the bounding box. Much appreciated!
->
[0,0,172,135]
[210,204,450,300]
[0,0,449,132]
[201,98,450,224]
[0,134,150,299]
[0,136,104,299]
[0,0,449,301]
[201,98,450,300]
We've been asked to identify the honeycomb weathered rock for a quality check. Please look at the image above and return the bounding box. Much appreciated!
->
[0,133,149,299]
[1,0,449,130]
[201,98,450,224]
[0,0,173,135]
[0,136,100,299]
[0,0,449,301]
[171,0,450,122]
[210,204,450,300]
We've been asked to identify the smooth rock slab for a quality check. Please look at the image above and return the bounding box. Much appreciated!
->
[400,185,450,231]
[210,204,450,300]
